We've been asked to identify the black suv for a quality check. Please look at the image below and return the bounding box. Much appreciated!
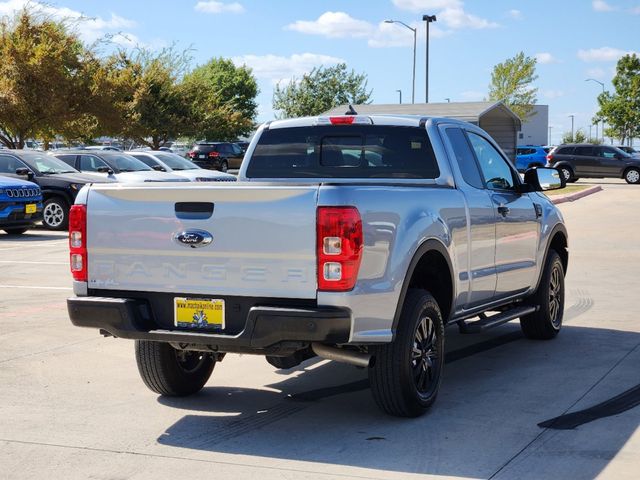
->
[0,150,115,230]
[547,144,640,184]
[187,142,244,172]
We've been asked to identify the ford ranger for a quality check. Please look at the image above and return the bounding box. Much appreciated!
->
[67,113,568,417]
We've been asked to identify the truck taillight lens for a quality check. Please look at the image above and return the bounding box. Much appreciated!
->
[317,206,363,291]
[69,205,87,282]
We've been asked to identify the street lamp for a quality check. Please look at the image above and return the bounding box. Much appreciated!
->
[585,78,605,143]
[422,14,437,103]
[568,114,575,141]
[385,20,416,104]
[548,126,553,145]
[396,89,402,104]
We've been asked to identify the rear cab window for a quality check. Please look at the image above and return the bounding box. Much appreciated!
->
[246,125,440,179]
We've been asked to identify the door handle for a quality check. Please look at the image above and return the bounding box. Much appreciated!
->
[497,205,510,217]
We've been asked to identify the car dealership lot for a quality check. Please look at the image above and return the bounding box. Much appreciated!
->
[1,180,639,480]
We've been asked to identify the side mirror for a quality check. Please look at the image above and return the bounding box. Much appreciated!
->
[96,166,114,174]
[524,167,565,191]
[15,167,34,180]
[152,165,166,171]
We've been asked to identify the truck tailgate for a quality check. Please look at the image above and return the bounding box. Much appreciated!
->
[85,183,319,299]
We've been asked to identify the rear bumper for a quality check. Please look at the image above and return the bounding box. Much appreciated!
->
[68,296,352,354]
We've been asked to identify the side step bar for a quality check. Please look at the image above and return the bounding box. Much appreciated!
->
[457,305,538,334]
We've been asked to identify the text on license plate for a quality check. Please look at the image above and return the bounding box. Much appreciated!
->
[174,297,225,330]
[25,204,36,214]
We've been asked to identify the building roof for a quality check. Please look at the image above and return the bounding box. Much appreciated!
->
[324,101,522,128]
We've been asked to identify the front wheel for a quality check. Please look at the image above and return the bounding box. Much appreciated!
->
[558,166,578,183]
[625,168,640,184]
[520,250,565,339]
[42,197,69,230]
[369,289,445,417]
[135,341,215,396]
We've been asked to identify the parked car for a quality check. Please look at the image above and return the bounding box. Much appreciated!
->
[0,150,114,230]
[84,145,122,152]
[0,175,43,234]
[52,151,189,183]
[187,142,244,172]
[546,144,640,184]
[516,145,549,172]
[614,146,639,156]
[235,141,250,154]
[129,151,237,182]
[169,143,190,158]
[67,114,568,418]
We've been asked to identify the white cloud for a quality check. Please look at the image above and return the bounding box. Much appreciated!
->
[508,9,523,20]
[439,7,499,29]
[0,0,139,46]
[392,0,462,11]
[194,1,244,14]
[231,53,344,85]
[592,0,615,12]
[578,46,639,62]
[631,6,640,14]
[541,89,565,99]
[286,11,373,38]
[535,52,560,64]
[368,20,448,48]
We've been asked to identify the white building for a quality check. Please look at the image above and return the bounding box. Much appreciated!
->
[517,105,549,146]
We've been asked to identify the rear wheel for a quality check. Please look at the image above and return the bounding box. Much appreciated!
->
[369,289,445,417]
[219,160,228,172]
[135,341,215,396]
[521,250,565,340]
[42,197,68,230]
[624,168,640,184]
[3,228,28,235]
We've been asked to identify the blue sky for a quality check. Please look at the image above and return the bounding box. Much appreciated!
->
[1,0,638,143]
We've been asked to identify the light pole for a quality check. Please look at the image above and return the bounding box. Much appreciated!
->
[385,20,416,104]
[548,126,553,145]
[585,78,605,143]
[568,115,575,141]
[422,14,437,103]
[396,89,402,104]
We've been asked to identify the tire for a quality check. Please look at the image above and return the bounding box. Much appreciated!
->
[219,160,228,173]
[42,197,69,230]
[558,166,578,183]
[3,228,28,235]
[135,341,215,396]
[624,168,640,184]
[369,289,445,417]
[520,250,565,340]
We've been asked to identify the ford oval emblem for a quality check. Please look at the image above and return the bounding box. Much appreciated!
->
[174,229,213,248]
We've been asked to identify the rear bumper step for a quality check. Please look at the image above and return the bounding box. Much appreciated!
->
[67,296,351,353]
[458,305,537,334]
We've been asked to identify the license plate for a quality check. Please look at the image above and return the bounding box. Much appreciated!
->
[174,297,225,330]
[25,204,36,214]
[198,154,206,159]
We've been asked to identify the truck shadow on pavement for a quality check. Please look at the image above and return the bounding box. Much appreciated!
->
[156,325,640,479]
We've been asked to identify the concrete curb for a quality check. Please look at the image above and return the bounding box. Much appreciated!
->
[551,185,603,205]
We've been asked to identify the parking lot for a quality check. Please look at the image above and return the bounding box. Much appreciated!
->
[1,179,639,480]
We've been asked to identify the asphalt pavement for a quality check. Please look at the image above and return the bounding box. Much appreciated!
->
[1,179,639,479]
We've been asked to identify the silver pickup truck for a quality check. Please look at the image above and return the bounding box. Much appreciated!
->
[67,114,568,417]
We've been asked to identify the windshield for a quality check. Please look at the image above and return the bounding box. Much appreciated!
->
[154,152,199,170]
[21,154,79,174]
[106,154,152,172]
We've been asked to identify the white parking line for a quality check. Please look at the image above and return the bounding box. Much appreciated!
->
[0,285,72,290]
[0,261,67,265]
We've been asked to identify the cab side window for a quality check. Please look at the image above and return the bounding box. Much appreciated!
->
[80,155,107,171]
[597,147,618,159]
[467,132,516,191]
[0,154,23,174]
[445,127,484,189]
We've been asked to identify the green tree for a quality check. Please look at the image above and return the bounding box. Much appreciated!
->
[562,129,587,144]
[183,58,259,141]
[488,52,538,120]
[0,10,97,148]
[272,63,372,119]
[595,54,640,144]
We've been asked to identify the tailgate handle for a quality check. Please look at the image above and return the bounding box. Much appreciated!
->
[175,202,214,220]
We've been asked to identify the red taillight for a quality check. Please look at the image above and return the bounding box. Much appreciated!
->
[69,205,87,282]
[208,151,220,158]
[329,116,355,125]
[317,206,363,291]
[188,151,196,158]
[546,154,554,162]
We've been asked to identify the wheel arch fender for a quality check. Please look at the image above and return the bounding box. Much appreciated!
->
[391,239,455,338]
[534,223,569,292]
[41,188,72,205]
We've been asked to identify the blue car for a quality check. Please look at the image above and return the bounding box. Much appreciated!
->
[0,175,43,234]
[515,146,550,173]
